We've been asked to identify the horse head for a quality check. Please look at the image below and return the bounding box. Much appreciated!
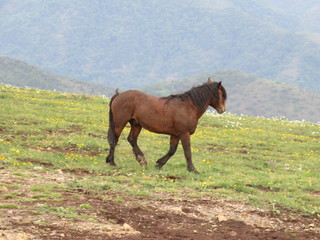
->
[208,78,227,114]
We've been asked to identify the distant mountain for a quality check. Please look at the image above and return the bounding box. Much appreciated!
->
[142,70,320,123]
[0,0,320,92]
[0,56,115,96]
[256,0,320,32]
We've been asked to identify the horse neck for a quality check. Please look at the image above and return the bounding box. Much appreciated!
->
[192,98,211,119]
[188,85,215,118]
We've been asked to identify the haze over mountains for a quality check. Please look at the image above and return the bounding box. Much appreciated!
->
[0,0,320,92]
[0,1,320,122]
[0,56,116,96]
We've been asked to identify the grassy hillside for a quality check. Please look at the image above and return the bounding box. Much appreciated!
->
[1,84,319,217]
[0,1,320,92]
[143,70,320,123]
[4,54,319,123]
[0,55,115,96]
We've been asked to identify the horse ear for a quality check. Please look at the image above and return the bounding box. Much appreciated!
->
[208,77,213,83]
[217,81,222,89]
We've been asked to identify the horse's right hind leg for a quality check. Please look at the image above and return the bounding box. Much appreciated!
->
[106,138,118,166]
[127,119,147,166]
[106,124,126,166]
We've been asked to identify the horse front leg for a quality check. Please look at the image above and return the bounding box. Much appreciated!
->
[128,120,147,166]
[156,136,179,169]
[180,133,199,173]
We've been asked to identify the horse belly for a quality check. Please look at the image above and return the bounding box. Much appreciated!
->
[140,118,173,134]
[134,110,175,135]
[147,125,174,135]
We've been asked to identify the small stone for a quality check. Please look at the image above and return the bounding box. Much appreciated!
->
[308,223,315,228]
[55,177,65,182]
[123,223,134,232]
[229,231,237,237]
[253,228,260,234]
[217,214,228,222]
[0,186,9,192]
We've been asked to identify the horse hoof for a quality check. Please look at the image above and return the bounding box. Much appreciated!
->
[137,155,148,166]
[106,159,116,166]
[188,168,199,174]
[140,162,148,167]
[155,164,163,169]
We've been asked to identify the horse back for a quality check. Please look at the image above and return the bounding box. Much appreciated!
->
[111,90,159,118]
[111,90,157,109]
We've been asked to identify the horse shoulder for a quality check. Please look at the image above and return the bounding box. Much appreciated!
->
[167,100,199,135]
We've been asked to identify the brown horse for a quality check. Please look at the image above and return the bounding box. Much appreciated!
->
[106,78,227,173]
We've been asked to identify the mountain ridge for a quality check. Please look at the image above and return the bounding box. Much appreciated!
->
[0,55,115,96]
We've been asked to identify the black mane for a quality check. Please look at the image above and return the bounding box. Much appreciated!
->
[162,82,227,111]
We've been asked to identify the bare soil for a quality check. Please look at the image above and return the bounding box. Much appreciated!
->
[0,167,319,240]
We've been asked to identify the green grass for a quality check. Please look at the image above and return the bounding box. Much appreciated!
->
[0,204,19,209]
[79,204,92,209]
[37,205,89,219]
[1,84,320,215]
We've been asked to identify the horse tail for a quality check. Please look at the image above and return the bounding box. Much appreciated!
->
[108,89,119,146]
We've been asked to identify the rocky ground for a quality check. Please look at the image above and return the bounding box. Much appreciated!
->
[0,168,319,240]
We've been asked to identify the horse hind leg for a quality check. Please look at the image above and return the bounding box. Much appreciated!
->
[156,136,179,169]
[106,122,127,166]
[106,127,120,166]
[128,119,147,166]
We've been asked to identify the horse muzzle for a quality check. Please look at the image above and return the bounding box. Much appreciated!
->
[217,107,226,114]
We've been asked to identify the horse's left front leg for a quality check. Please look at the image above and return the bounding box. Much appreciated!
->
[180,133,199,173]
[156,136,179,169]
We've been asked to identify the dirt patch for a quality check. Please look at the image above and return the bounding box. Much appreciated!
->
[30,146,102,157]
[15,158,95,176]
[0,168,319,240]
[46,125,82,135]
[17,158,54,168]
